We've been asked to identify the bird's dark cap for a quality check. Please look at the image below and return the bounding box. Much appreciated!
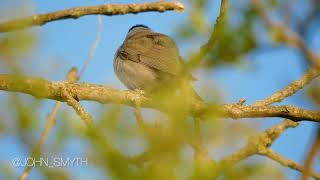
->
[128,24,150,32]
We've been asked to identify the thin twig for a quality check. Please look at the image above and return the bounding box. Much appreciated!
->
[191,118,213,166]
[130,89,147,130]
[250,0,320,107]
[78,15,103,78]
[134,96,145,130]
[251,0,320,69]
[19,102,61,180]
[18,68,78,180]
[18,15,103,178]
[0,1,184,33]
[215,120,299,176]
[186,0,228,69]
[283,0,295,26]
[253,66,320,106]
[216,119,320,179]
[301,126,320,180]
[260,148,320,180]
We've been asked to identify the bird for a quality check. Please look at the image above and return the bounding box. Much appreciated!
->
[113,24,201,100]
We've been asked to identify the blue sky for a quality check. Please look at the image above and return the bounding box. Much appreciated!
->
[0,0,319,179]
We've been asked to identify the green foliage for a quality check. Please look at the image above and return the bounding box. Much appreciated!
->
[177,2,258,68]
[0,31,36,60]
[204,14,257,67]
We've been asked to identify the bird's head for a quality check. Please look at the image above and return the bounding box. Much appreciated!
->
[126,24,152,37]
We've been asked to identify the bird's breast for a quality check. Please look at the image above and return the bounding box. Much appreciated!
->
[113,54,159,91]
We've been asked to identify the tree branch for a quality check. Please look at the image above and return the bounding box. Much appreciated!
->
[216,119,320,179]
[0,74,319,122]
[250,0,320,106]
[187,0,228,69]
[301,127,320,180]
[260,148,320,180]
[253,66,320,106]
[217,120,298,169]
[0,1,184,33]
[19,16,102,178]
[19,68,78,180]
[63,86,93,127]
[251,0,320,69]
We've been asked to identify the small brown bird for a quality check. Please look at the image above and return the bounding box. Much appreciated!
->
[113,24,201,99]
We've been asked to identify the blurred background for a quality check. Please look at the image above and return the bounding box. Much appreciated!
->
[0,0,319,179]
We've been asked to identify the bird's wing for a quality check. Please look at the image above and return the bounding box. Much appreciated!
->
[122,32,182,76]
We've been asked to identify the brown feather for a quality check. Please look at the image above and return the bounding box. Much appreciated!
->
[123,32,182,76]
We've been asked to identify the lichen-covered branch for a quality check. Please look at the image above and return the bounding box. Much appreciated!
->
[220,104,320,122]
[250,0,320,106]
[253,66,320,106]
[0,74,319,122]
[217,120,298,170]
[214,120,320,180]
[0,1,184,33]
[260,149,320,180]
[63,87,93,127]
[251,0,320,69]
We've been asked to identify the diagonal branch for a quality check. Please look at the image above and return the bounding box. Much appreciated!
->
[216,119,320,179]
[187,0,228,69]
[0,1,184,33]
[250,0,320,106]
[19,17,102,179]
[260,148,320,180]
[253,66,320,106]
[251,0,320,69]
[63,86,93,127]
[0,74,320,122]
[216,120,298,170]
[18,68,78,180]
[301,127,320,180]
